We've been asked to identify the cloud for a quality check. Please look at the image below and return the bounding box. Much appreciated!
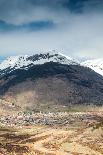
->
[0,0,103,25]
[0,0,70,25]
[0,20,54,32]
[0,0,103,58]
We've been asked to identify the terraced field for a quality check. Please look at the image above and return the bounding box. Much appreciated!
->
[0,112,103,155]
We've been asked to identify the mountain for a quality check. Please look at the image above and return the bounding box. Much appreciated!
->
[0,52,103,113]
[81,59,103,76]
[0,52,77,75]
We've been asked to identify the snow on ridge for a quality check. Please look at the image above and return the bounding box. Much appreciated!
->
[1,51,103,77]
[81,58,103,76]
[0,52,78,71]
[0,55,29,70]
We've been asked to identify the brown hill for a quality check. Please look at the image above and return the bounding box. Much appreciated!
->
[0,62,103,112]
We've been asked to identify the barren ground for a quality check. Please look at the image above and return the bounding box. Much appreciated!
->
[0,112,103,155]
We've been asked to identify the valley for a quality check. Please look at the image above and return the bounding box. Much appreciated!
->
[0,110,103,155]
[0,52,103,155]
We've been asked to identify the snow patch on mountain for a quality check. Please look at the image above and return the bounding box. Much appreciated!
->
[81,59,103,76]
[0,52,78,72]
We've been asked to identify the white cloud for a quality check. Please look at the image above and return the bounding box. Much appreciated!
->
[0,0,103,58]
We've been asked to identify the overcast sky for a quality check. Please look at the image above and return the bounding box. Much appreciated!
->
[0,0,103,59]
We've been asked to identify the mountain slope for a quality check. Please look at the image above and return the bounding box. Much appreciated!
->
[0,52,103,112]
[0,52,77,75]
[81,59,103,76]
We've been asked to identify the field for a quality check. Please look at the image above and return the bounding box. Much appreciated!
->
[0,109,103,155]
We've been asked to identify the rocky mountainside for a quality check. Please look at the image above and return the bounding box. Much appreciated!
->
[0,52,103,112]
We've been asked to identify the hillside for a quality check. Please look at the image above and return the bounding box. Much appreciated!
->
[0,53,103,112]
[81,59,103,76]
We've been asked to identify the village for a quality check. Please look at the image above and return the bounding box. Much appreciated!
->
[0,111,102,127]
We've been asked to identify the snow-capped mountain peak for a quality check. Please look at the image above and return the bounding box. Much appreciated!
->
[0,55,29,70]
[81,58,103,76]
[1,52,103,77]
[0,52,78,73]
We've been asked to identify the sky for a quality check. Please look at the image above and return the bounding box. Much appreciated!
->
[0,0,103,59]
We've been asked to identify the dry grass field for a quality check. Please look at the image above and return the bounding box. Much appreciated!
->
[0,111,103,155]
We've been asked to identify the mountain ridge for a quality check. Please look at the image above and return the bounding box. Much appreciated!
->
[81,58,103,76]
[0,52,78,76]
[0,52,103,77]
[0,52,103,111]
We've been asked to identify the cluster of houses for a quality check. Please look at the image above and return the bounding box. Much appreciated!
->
[0,111,101,127]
